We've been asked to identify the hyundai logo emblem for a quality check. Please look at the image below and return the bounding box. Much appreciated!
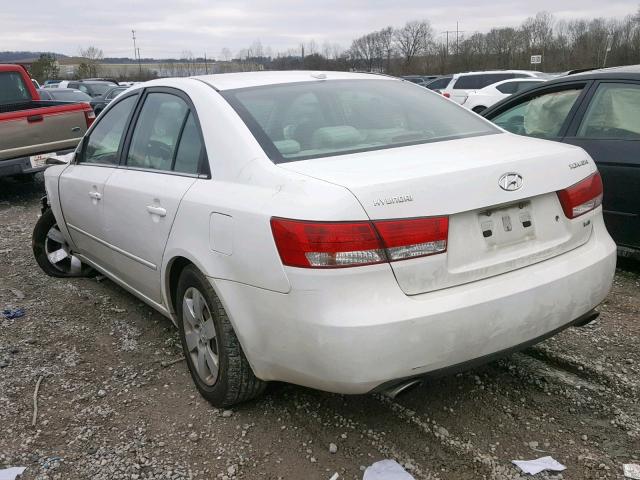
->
[498,172,523,191]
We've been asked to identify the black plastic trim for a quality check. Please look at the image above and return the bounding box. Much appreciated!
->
[371,308,600,393]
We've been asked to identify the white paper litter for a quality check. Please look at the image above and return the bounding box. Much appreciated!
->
[512,456,566,475]
[363,460,415,480]
[329,474,339,480]
[624,463,640,480]
[0,467,26,480]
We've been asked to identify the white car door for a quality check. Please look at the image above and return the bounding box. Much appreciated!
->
[59,93,139,268]
[102,89,206,305]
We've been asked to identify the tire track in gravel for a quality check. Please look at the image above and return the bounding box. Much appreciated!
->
[276,384,516,480]
[502,352,640,440]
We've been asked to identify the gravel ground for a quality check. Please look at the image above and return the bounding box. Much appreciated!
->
[1,175,639,480]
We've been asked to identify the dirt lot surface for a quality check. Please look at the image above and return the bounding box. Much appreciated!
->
[0,176,639,480]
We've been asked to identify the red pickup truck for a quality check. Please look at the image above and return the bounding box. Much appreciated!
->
[0,64,95,180]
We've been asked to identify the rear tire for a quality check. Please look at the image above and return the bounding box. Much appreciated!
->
[176,265,266,407]
[32,209,94,278]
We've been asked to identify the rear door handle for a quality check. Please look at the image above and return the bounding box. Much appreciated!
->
[88,191,101,200]
[146,205,167,217]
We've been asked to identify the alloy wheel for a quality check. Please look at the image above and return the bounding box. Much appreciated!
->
[44,224,84,275]
[182,287,219,386]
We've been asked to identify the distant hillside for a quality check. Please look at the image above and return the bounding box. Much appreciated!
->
[0,51,68,62]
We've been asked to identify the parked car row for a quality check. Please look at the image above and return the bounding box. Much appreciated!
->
[33,69,623,407]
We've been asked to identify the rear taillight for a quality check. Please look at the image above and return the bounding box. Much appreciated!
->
[443,92,451,98]
[84,107,96,127]
[557,172,603,219]
[271,216,448,268]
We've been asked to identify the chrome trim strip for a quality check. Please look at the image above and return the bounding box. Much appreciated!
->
[67,223,157,270]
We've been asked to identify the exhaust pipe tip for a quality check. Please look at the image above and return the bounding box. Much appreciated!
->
[382,379,423,399]
[573,309,600,327]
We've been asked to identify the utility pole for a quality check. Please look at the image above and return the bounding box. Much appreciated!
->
[602,33,613,68]
[132,30,142,77]
[204,52,208,74]
[132,30,137,61]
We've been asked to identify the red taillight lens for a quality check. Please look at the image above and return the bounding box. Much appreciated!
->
[271,216,449,268]
[557,172,603,219]
[374,217,448,261]
[84,107,96,127]
[443,92,451,98]
[270,218,385,268]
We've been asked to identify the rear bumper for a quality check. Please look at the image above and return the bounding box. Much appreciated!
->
[0,148,75,177]
[213,215,617,394]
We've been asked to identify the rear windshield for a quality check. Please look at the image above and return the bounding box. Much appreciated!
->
[51,90,92,102]
[222,79,498,163]
[0,72,31,103]
[86,83,113,96]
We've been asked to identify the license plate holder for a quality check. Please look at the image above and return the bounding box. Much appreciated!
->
[479,202,535,246]
[29,153,56,169]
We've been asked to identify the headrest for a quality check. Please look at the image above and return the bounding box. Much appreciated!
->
[311,126,362,149]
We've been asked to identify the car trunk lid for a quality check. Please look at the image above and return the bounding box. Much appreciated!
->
[279,133,598,294]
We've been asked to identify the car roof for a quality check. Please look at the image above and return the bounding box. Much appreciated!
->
[481,64,640,117]
[452,70,539,78]
[564,64,640,80]
[488,78,546,87]
[193,70,396,91]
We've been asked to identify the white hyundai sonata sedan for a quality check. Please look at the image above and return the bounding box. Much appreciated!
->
[33,71,616,406]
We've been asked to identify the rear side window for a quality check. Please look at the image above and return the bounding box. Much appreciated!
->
[0,72,30,103]
[454,73,515,90]
[82,95,137,165]
[491,87,584,139]
[426,77,451,90]
[223,79,498,163]
[577,83,640,139]
[173,113,203,174]
[496,82,517,94]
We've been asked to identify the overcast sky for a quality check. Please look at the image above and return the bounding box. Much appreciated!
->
[2,0,638,59]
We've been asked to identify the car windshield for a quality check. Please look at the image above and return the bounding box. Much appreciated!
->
[51,90,92,102]
[222,79,498,163]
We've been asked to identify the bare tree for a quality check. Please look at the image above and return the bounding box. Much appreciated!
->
[78,46,104,77]
[393,21,433,70]
[220,47,232,62]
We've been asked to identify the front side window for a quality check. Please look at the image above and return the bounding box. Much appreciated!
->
[82,95,137,165]
[126,93,189,171]
[577,83,640,139]
[223,79,498,163]
[491,87,584,139]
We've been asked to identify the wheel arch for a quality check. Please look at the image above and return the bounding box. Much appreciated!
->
[162,252,263,378]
